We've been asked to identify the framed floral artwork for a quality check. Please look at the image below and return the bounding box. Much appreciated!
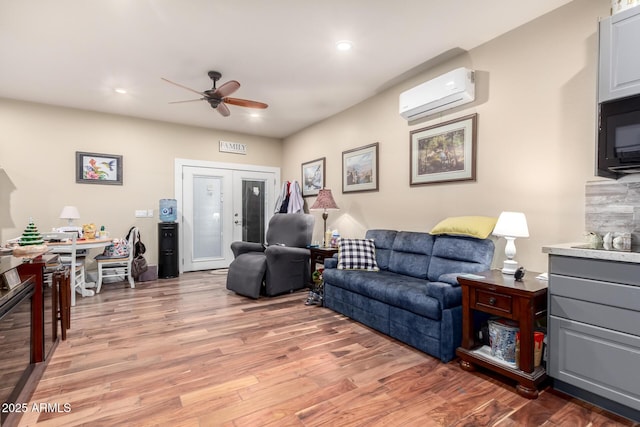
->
[76,151,123,185]
[409,114,477,185]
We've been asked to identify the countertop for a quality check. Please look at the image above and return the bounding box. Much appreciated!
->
[542,242,640,263]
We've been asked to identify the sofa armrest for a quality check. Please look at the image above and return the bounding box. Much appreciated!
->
[231,241,265,258]
[437,273,461,286]
[264,245,310,260]
[324,255,338,269]
[426,281,462,310]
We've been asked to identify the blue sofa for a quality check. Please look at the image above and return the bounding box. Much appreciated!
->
[322,229,494,363]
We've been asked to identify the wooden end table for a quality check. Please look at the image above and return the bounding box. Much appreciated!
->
[456,269,548,398]
[308,247,338,284]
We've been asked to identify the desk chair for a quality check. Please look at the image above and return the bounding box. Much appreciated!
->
[47,232,88,306]
[95,228,136,293]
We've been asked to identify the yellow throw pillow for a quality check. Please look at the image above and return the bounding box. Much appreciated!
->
[430,216,498,239]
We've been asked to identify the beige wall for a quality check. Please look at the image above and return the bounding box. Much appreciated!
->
[283,0,610,273]
[0,99,282,266]
[1,0,613,275]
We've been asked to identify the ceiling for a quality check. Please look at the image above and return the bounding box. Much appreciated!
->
[0,0,573,139]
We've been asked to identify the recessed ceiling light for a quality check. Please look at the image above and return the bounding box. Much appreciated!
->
[336,40,353,51]
[249,113,261,118]
[114,88,127,94]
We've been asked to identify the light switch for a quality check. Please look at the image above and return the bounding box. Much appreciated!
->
[135,210,147,218]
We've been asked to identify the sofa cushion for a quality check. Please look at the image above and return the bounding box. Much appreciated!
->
[323,268,442,320]
[364,229,397,270]
[427,235,495,282]
[337,238,379,271]
[388,231,434,279]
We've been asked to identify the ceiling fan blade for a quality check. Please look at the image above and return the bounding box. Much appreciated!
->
[216,102,231,117]
[223,97,268,109]
[214,80,240,98]
[161,77,206,97]
[168,98,205,104]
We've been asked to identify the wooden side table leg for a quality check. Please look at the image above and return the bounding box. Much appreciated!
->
[52,271,59,341]
[63,269,71,330]
[56,268,71,340]
[516,383,539,399]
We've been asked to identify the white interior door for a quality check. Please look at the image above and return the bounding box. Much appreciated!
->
[178,160,278,272]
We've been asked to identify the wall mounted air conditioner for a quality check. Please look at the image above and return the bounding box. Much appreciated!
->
[399,67,475,121]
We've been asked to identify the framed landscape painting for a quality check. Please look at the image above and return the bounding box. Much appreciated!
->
[409,114,477,186]
[342,142,379,193]
[301,157,325,197]
[76,151,123,185]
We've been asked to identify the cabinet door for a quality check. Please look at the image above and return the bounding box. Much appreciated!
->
[549,316,640,411]
[599,8,640,102]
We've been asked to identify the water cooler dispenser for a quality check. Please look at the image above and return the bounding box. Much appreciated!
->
[158,199,179,278]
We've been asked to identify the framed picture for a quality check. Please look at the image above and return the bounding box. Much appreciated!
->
[410,114,477,186]
[342,142,379,193]
[2,267,22,290]
[301,157,325,197]
[76,151,123,185]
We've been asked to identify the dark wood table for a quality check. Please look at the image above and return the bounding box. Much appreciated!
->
[456,269,548,398]
[308,247,338,283]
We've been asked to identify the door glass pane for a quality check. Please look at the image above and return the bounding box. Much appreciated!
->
[242,180,265,243]
[192,175,222,259]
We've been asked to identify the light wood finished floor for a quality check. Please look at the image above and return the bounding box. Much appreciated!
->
[17,270,639,426]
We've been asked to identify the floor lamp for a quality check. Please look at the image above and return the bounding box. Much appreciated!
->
[310,189,339,247]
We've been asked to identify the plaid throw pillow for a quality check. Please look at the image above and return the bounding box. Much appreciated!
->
[337,238,379,271]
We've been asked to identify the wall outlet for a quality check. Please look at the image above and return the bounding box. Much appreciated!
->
[147,209,154,217]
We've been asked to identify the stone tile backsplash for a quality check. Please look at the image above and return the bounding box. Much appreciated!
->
[585,179,640,245]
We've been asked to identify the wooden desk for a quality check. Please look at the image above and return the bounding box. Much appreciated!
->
[456,270,548,399]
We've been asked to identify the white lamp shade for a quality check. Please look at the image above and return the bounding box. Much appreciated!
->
[493,211,529,238]
[59,206,80,220]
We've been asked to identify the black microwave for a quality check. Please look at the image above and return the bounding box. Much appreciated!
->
[597,93,640,178]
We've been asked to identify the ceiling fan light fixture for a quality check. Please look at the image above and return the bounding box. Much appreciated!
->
[335,40,353,51]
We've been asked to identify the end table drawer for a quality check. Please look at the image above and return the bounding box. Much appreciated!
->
[312,253,327,263]
[473,289,513,315]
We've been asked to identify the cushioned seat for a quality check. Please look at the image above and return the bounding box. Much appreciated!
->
[323,228,495,362]
[226,213,315,298]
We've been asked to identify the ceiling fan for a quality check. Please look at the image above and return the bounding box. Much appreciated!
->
[161,71,268,117]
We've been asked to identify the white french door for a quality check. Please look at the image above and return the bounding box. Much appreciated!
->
[177,160,278,272]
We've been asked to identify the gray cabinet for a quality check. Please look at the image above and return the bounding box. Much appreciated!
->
[598,7,640,102]
[548,255,640,422]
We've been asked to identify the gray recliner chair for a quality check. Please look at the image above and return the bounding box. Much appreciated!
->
[226,213,315,298]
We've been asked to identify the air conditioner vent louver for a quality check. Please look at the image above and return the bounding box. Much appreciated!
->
[399,67,475,121]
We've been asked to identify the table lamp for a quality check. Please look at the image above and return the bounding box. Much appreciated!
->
[492,211,529,275]
[309,189,339,247]
[59,206,80,226]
